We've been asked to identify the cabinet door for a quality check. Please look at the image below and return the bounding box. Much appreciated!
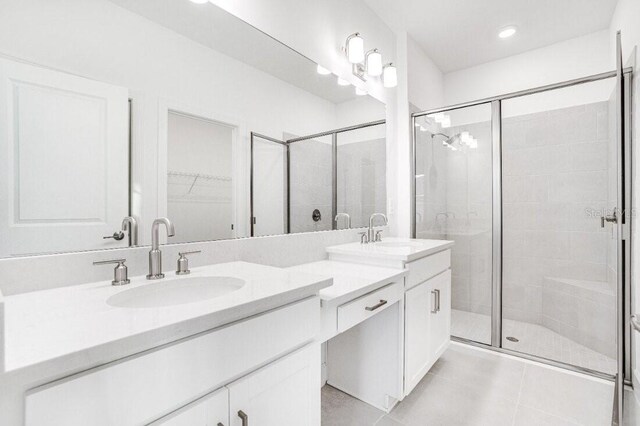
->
[227,345,320,426]
[428,270,451,361]
[150,388,229,426]
[404,279,432,395]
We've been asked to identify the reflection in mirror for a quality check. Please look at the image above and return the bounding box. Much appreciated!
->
[167,112,235,243]
[0,0,386,258]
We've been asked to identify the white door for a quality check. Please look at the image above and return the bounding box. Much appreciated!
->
[227,346,320,426]
[404,279,432,395]
[0,58,129,257]
[150,387,229,426]
[428,270,451,361]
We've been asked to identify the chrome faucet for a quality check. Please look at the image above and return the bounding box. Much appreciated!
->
[121,216,138,247]
[335,213,351,229]
[147,217,175,280]
[368,213,388,242]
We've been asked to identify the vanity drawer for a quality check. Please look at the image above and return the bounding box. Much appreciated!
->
[25,297,320,426]
[337,282,402,333]
[405,250,450,290]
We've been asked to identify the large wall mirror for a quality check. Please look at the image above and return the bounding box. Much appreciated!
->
[0,0,386,258]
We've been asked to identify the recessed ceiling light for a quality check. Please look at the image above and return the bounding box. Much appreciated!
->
[498,26,517,39]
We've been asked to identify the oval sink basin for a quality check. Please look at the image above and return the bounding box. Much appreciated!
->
[375,241,424,248]
[107,276,245,308]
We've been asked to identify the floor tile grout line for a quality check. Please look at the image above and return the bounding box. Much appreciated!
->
[511,364,528,425]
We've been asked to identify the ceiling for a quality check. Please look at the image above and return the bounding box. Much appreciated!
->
[363,0,618,72]
[108,0,360,103]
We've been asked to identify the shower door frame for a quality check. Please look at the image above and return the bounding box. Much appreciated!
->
[250,119,386,236]
[410,68,634,383]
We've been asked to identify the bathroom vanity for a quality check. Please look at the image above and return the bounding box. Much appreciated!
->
[326,238,454,397]
[1,262,331,425]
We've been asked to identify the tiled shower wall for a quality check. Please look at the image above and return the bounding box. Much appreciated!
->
[289,139,333,233]
[337,138,386,229]
[289,139,386,233]
[502,101,616,357]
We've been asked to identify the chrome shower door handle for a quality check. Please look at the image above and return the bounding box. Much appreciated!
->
[601,210,618,228]
[631,315,640,332]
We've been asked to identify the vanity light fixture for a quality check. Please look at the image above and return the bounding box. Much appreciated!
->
[337,77,351,86]
[346,33,365,63]
[382,63,397,88]
[316,65,331,75]
[355,87,367,96]
[343,33,395,88]
[498,26,517,39]
[365,49,383,77]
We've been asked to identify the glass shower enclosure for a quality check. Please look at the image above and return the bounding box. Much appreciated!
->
[412,70,632,381]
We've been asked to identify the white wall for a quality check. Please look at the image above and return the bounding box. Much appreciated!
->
[609,0,640,393]
[444,30,613,106]
[210,0,396,103]
[407,36,445,111]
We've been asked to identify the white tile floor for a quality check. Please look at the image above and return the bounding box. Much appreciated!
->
[451,309,617,375]
[322,342,617,425]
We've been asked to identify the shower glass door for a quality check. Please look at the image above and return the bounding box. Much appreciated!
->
[501,78,619,375]
[414,103,494,345]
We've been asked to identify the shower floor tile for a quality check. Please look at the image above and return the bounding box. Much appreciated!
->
[451,309,617,375]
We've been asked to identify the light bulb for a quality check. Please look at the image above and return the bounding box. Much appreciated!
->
[383,63,397,88]
[316,65,331,75]
[337,77,350,86]
[498,26,517,39]
[431,113,445,123]
[346,33,365,64]
[365,49,383,77]
[355,87,367,96]
[460,131,472,145]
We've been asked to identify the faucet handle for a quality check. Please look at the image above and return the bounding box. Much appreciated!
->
[177,251,201,275]
[375,230,383,242]
[93,259,130,286]
[358,232,369,244]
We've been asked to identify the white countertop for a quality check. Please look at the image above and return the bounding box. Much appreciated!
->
[326,237,454,264]
[3,261,331,374]
[287,260,406,308]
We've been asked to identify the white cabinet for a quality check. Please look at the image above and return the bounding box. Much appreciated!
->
[228,345,320,426]
[404,279,432,395]
[26,298,320,426]
[151,388,229,426]
[403,269,451,395]
[428,270,451,361]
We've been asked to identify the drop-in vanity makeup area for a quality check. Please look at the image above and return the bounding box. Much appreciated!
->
[1,0,639,425]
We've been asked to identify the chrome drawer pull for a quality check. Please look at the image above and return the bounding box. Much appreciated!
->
[431,289,440,313]
[238,410,248,426]
[365,299,388,311]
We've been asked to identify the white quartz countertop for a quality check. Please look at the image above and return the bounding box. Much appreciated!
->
[3,261,331,374]
[326,237,454,263]
[287,260,406,308]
